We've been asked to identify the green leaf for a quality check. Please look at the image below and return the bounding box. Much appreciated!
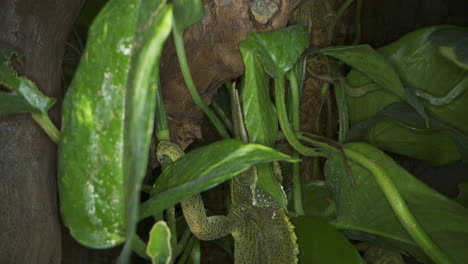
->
[325,142,468,263]
[0,43,56,114]
[147,221,172,264]
[239,25,309,78]
[292,216,365,264]
[307,44,427,122]
[240,49,286,206]
[172,0,204,31]
[241,50,277,147]
[429,27,468,71]
[346,26,468,164]
[139,139,297,219]
[335,79,349,143]
[120,1,173,262]
[347,103,462,165]
[301,180,335,221]
[59,0,141,249]
[0,91,36,114]
[59,0,172,251]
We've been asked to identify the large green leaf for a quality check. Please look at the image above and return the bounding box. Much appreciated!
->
[0,44,55,114]
[429,27,468,71]
[347,103,462,165]
[139,139,297,219]
[59,0,172,251]
[147,221,172,264]
[306,44,427,122]
[240,48,286,206]
[120,1,172,262]
[59,0,140,248]
[345,26,468,164]
[301,180,335,221]
[172,0,203,31]
[239,25,309,78]
[366,120,460,165]
[241,50,277,147]
[292,216,365,264]
[0,91,36,114]
[325,142,468,263]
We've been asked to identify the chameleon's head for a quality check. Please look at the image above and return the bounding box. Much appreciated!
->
[156,141,185,168]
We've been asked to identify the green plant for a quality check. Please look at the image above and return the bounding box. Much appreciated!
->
[1,0,467,263]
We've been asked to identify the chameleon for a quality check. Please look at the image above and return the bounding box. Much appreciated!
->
[156,87,298,263]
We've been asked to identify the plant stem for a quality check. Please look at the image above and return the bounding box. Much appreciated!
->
[287,71,305,215]
[172,22,229,139]
[176,228,192,256]
[352,0,363,45]
[327,0,354,45]
[166,207,177,261]
[212,101,233,132]
[288,71,301,131]
[335,0,354,23]
[190,239,201,264]
[274,76,324,158]
[344,147,452,264]
[155,83,170,141]
[291,152,304,215]
[32,112,59,144]
[131,234,149,259]
[177,235,196,264]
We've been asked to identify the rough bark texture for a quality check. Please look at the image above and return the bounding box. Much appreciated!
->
[0,0,84,263]
[161,0,302,149]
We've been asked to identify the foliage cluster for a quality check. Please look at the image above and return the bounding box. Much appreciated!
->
[1,0,467,263]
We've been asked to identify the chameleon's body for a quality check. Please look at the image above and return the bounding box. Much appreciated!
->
[156,88,298,263]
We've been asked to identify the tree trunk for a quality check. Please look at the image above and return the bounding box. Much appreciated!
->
[0,1,84,263]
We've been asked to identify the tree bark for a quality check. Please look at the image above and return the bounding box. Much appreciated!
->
[0,1,84,263]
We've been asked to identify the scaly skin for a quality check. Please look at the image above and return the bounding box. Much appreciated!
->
[156,88,298,263]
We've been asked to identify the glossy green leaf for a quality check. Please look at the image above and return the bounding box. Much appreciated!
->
[367,120,460,165]
[429,27,468,70]
[147,221,172,264]
[240,48,285,206]
[59,0,141,248]
[325,142,468,263]
[120,1,173,262]
[0,44,55,113]
[59,0,172,251]
[346,26,468,165]
[139,139,297,219]
[380,26,468,134]
[292,216,365,264]
[239,25,309,78]
[347,103,462,165]
[172,0,204,31]
[0,91,36,114]
[307,44,427,122]
[241,50,277,147]
[301,180,335,221]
